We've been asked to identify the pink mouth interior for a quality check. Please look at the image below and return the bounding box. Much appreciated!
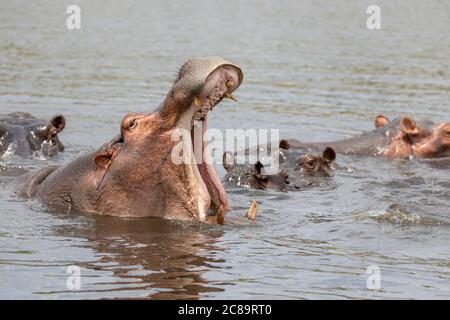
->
[191,66,240,214]
[197,117,230,211]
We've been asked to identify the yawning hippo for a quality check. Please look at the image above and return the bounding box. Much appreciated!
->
[222,142,336,191]
[285,116,450,158]
[0,112,65,159]
[17,57,243,224]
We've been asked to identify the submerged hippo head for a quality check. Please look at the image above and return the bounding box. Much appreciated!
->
[371,116,431,158]
[222,151,289,191]
[375,115,432,141]
[297,146,336,175]
[86,57,243,223]
[374,115,449,158]
[0,112,65,158]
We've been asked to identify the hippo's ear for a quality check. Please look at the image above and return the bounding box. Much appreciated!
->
[93,146,119,170]
[400,117,420,136]
[375,115,390,128]
[222,152,235,171]
[321,147,336,163]
[279,139,290,150]
[50,114,65,132]
[93,143,121,188]
[278,168,289,179]
[253,161,270,189]
[94,151,114,169]
[254,161,264,174]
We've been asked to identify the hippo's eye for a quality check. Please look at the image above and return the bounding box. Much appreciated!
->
[126,119,138,131]
[303,158,316,168]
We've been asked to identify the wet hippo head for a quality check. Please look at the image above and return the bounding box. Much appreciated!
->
[91,57,243,223]
[412,122,450,158]
[0,112,65,158]
[222,151,289,191]
[377,116,432,158]
[297,146,336,175]
[373,115,449,158]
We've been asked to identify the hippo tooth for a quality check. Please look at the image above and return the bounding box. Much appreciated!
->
[246,200,258,221]
[224,93,238,102]
[225,80,234,88]
[194,96,202,107]
[216,205,225,225]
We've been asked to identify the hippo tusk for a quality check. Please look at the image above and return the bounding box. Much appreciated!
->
[216,205,225,225]
[224,93,238,102]
[246,200,258,220]
[225,80,234,88]
[194,96,202,108]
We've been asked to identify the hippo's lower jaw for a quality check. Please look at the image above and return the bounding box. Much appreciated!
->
[175,64,241,223]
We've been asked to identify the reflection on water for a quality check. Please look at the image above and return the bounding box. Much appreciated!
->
[1,0,450,299]
[52,216,225,299]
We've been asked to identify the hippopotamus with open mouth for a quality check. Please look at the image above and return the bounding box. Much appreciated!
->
[285,115,450,158]
[0,112,65,159]
[222,142,336,191]
[17,57,243,224]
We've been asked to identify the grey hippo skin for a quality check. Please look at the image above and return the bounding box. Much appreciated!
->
[222,142,336,191]
[0,112,65,158]
[285,115,450,159]
[17,57,243,224]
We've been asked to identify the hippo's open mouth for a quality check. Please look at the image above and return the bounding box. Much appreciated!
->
[178,64,242,221]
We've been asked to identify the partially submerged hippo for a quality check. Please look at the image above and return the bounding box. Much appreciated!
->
[222,152,289,191]
[373,115,450,158]
[222,143,336,191]
[286,115,450,158]
[17,57,243,224]
[0,112,65,158]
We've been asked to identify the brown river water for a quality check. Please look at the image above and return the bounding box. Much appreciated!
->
[0,0,449,299]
